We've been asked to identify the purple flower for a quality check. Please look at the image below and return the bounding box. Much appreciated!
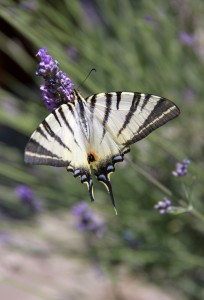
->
[154,197,173,214]
[15,185,35,203]
[15,185,42,213]
[0,232,10,245]
[144,15,155,23]
[20,0,38,11]
[80,0,100,25]
[122,230,140,250]
[71,201,105,238]
[66,46,79,62]
[36,48,74,111]
[172,158,190,177]
[144,15,159,28]
[183,87,195,104]
[179,32,196,46]
[72,201,88,216]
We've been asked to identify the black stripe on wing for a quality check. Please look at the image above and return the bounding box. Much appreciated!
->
[141,94,151,110]
[89,94,97,114]
[102,93,112,138]
[25,138,70,166]
[67,103,75,117]
[42,120,71,152]
[36,127,48,140]
[26,138,59,158]
[117,92,141,136]
[57,106,81,147]
[77,96,89,138]
[58,106,74,135]
[116,92,122,110]
[52,110,62,127]
[123,97,180,147]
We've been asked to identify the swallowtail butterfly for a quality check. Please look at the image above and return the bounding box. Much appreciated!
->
[25,90,180,211]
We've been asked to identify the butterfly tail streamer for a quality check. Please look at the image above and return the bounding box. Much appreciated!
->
[81,173,95,202]
[96,173,117,214]
[106,180,118,215]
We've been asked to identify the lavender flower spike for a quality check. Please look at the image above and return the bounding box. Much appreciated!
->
[36,48,74,111]
[179,32,196,47]
[71,201,106,238]
[154,197,173,214]
[172,158,190,177]
[16,184,35,203]
[15,185,42,213]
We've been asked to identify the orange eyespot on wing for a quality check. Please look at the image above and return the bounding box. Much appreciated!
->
[87,151,99,164]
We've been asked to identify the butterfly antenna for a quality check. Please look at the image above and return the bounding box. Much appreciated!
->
[77,68,96,90]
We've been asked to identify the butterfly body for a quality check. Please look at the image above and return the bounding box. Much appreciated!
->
[25,90,180,209]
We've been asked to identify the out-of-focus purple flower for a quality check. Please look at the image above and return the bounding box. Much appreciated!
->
[179,32,196,46]
[122,230,140,250]
[71,201,105,238]
[183,87,195,104]
[144,15,159,28]
[80,0,100,25]
[36,48,74,111]
[144,15,155,23]
[16,185,34,203]
[15,185,42,213]
[172,158,190,177]
[154,197,173,214]
[72,201,88,216]
[20,0,38,11]
[66,46,79,62]
[0,231,10,245]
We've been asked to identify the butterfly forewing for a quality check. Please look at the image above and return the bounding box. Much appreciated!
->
[25,103,89,170]
[86,92,180,149]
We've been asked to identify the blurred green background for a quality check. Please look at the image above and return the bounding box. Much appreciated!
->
[0,0,204,299]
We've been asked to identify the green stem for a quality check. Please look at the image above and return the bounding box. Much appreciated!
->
[181,182,189,202]
[188,205,204,223]
[126,157,173,197]
[188,176,197,206]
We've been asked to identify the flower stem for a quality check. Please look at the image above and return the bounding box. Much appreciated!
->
[126,158,173,197]
[188,205,204,223]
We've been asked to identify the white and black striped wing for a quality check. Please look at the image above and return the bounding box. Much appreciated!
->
[86,92,180,152]
[25,103,89,171]
[25,90,180,211]
[84,92,179,210]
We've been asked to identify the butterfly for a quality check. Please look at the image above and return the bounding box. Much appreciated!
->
[25,90,180,212]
